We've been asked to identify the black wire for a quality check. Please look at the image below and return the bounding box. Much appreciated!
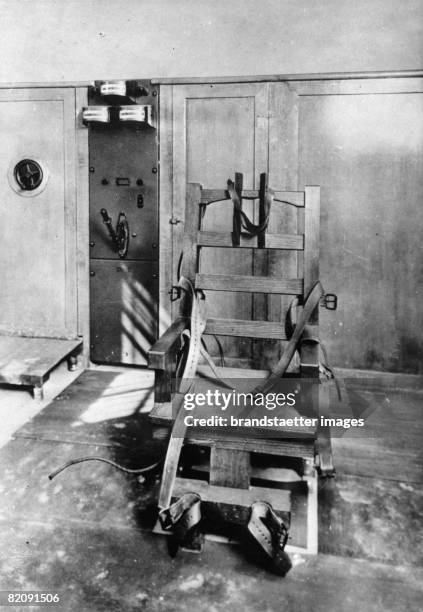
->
[48,456,162,481]
[213,335,225,368]
[201,336,225,368]
[176,251,183,281]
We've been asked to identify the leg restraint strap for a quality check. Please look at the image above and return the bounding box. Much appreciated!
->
[247,501,292,576]
[159,492,202,531]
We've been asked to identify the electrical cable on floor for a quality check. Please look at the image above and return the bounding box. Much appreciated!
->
[48,456,162,481]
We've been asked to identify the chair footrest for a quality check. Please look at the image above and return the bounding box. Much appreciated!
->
[153,472,318,555]
[151,425,315,458]
[173,477,291,514]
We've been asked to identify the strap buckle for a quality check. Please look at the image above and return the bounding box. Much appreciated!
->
[169,285,205,303]
[321,293,338,311]
[159,493,201,530]
[168,286,181,302]
[168,285,186,302]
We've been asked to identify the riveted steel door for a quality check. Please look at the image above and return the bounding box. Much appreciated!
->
[88,83,159,365]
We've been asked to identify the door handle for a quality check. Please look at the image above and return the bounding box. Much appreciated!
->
[100,208,129,259]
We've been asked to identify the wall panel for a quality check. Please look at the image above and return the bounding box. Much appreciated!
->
[298,89,423,372]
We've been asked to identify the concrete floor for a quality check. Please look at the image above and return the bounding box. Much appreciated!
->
[0,364,422,611]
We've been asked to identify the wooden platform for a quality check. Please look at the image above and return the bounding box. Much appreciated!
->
[0,335,82,398]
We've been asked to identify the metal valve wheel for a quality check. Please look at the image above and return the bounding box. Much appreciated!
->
[14,159,43,191]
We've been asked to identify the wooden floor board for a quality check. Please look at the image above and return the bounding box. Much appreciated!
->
[14,369,155,446]
[0,517,422,612]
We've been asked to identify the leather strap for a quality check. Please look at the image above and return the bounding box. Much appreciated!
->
[227,179,273,246]
[156,279,207,554]
[189,282,325,401]
[253,281,324,395]
[159,492,201,531]
[247,501,292,575]
[230,174,243,246]
[158,277,206,513]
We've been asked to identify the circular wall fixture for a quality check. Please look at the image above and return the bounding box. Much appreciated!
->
[8,157,49,197]
[14,159,43,191]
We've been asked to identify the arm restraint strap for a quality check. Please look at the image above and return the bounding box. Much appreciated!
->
[253,281,324,395]
[158,277,206,527]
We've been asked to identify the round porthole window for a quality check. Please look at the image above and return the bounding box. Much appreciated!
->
[8,156,49,197]
[14,159,43,191]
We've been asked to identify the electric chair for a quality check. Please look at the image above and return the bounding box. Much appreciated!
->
[148,173,334,574]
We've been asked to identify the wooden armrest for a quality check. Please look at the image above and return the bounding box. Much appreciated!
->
[148,317,189,370]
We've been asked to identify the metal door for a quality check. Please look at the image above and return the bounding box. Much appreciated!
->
[0,88,78,338]
[88,83,159,365]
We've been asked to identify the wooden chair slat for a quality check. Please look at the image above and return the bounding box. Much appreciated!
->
[196,273,303,295]
[197,231,304,250]
[204,317,287,339]
[200,189,305,207]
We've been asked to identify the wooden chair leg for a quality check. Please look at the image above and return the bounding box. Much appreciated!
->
[67,353,78,371]
[154,369,173,404]
[33,385,44,401]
